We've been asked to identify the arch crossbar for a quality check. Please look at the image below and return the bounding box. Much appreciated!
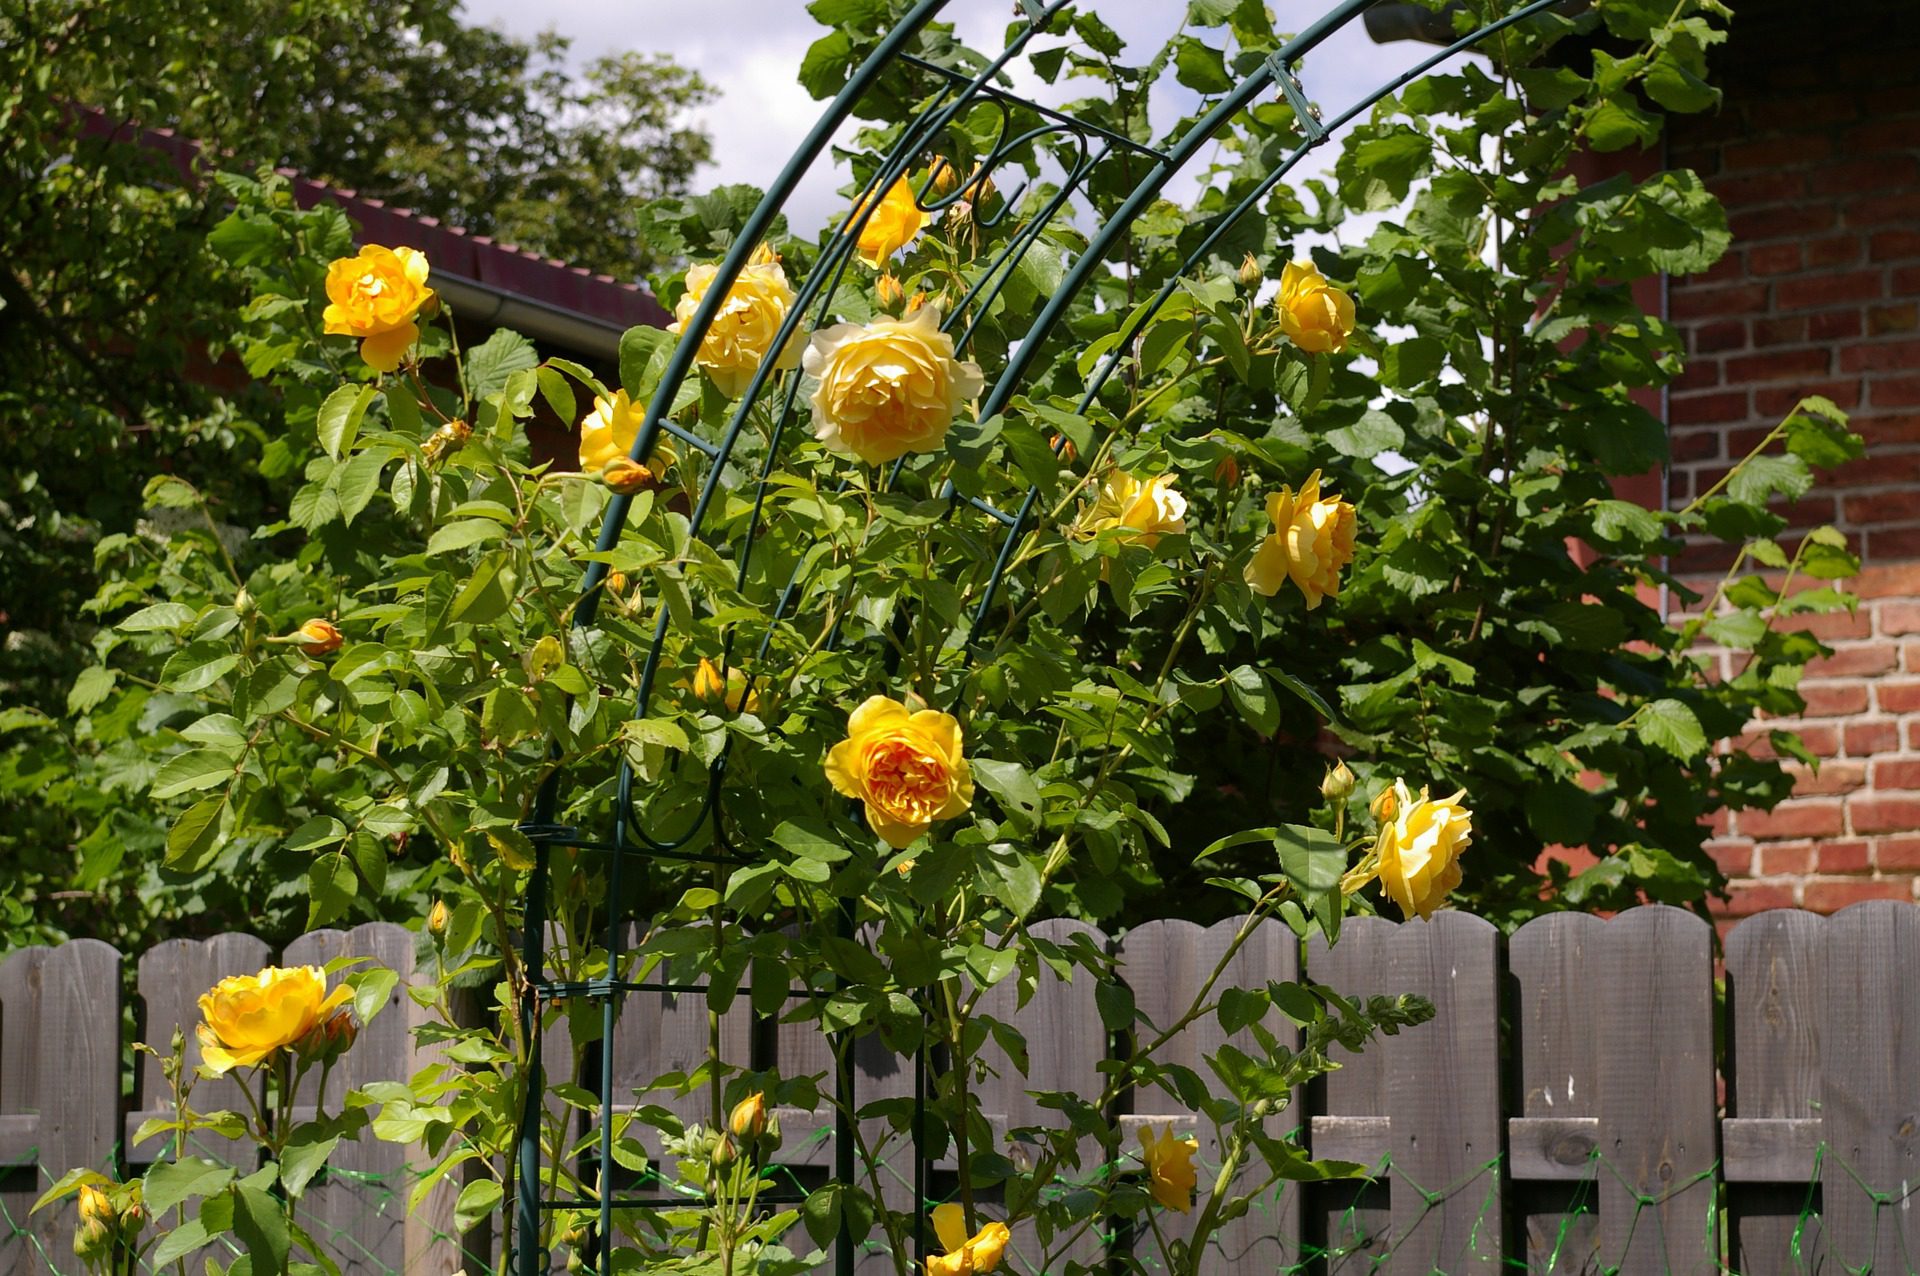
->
[512,3,1569,1274]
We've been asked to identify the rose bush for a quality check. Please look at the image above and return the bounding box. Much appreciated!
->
[28,0,1872,1273]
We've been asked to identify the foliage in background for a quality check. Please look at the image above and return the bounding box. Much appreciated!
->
[0,0,711,950]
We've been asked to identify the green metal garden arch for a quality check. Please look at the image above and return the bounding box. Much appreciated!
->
[515,2,1569,1272]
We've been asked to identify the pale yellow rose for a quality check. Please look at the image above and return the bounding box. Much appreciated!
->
[1085,471,1188,547]
[824,695,974,849]
[195,965,351,1075]
[927,1204,1010,1276]
[577,390,675,480]
[322,245,434,372]
[1274,259,1355,354]
[1346,778,1472,921]
[803,306,985,465]
[848,177,929,268]
[1139,1123,1199,1213]
[670,244,805,397]
[1244,469,1357,609]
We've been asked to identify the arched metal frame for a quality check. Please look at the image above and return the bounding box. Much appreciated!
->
[513,2,1568,1273]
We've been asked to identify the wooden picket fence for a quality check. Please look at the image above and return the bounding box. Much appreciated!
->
[1,903,1912,1274]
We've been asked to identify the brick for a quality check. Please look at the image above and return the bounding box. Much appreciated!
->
[1803,877,1913,912]
[1725,135,1834,170]
[1879,682,1920,713]
[1791,761,1869,795]
[1816,839,1873,873]
[1730,205,1837,242]
[1840,339,1920,373]
[1830,451,1920,491]
[1877,836,1920,871]
[1897,267,1920,297]
[1870,230,1920,262]
[1743,723,1842,760]
[1800,684,1870,716]
[1806,234,1865,269]
[1883,602,1920,636]
[1756,380,1860,416]
[1693,320,1748,353]
[1845,720,1901,756]
[1816,155,1920,194]
[1872,376,1920,408]
[1854,414,1920,449]
[1756,842,1811,875]
[1855,562,1920,599]
[1709,839,1756,876]
[1747,92,1860,131]
[1868,526,1920,559]
[1808,645,1901,679]
[1711,168,1806,206]
[1671,429,1723,463]
[1869,305,1920,335]
[1852,796,1920,834]
[1671,389,1753,424]
[1810,310,1865,342]
[1672,282,1771,321]
[1843,489,1920,524]
[1776,270,1886,311]
[1728,349,1831,382]
[1724,882,1798,916]
[1674,360,1721,392]
[1785,608,1874,642]
[1748,242,1805,275]
[1848,118,1920,153]
[1751,315,1809,347]
[1873,760,1920,791]
[1848,192,1920,226]
[1739,799,1846,839]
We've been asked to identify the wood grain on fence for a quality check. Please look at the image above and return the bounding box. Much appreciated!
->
[9,901,1920,1274]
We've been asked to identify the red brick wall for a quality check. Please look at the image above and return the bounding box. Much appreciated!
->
[1663,0,1920,914]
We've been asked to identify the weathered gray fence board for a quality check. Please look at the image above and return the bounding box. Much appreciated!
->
[607,923,752,1149]
[1726,908,1826,1276]
[0,941,122,1276]
[1510,912,1602,1274]
[1596,906,1718,1276]
[1385,912,1503,1273]
[1822,900,1920,1271]
[1306,915,1397,1271]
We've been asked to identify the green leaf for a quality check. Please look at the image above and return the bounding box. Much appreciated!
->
[150,1220,213,1269]
[334,448,387,524]
[464,330,540,401]
[972,758,1043,831]
[278,1127,342,1198]
[151,748,238,800]
[347,965,400,1025]
[980,843,1042,919]
[308,855,359,929]
[1172,36,1233,93]
[316,384,379,461]
[771,821,850,864]
[1273,823,1345,897]
[1325,411,1404,457]
[1727,452,1812,507]
[1095,980,1135,1033]
[1586,98,1662,152]
[119,602,198,633]
[1226,665,1279,736]
[232,1183,291,1276]
[1636,698,1707,760]
[454,1179,504,1236]
[619,325,674,402]
[167,795,228,870]
[426,518,507,556]
[537,366,577,424]
[144,1157,234,1214]
[67,665,117,714]
[1590,499,1664,545]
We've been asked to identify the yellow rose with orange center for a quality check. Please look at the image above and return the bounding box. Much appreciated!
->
[1244,469,1357,610]
[804,306,985,465]
[1342,778,1473,921]
[322,245,434,372]
[825,695,974,849]
[577,390,675,481]
[670,244,805,397]
[1139,1123,1199,1212]
[1274,259,1355,354]
[1084,471,1188,547]
[926,1204,1010,1276]
[195,965,351,1075]
[848,177,929,268]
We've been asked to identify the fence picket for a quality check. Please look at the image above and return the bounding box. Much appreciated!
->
[1305,915,1396,1271]
[1595,906,1718,1276]
[1725,908,1826,1275]
[1509,912,1603,1274]
[1384,911,1503,1272]
[1820,900,1920,1271]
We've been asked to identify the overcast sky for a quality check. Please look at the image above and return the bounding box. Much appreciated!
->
[461,0,1440,244]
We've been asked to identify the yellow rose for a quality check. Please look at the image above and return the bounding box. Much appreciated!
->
[1084,471,1188,547]
[670,244,805,397]
[1346,778,1472,921]
[322,245,434,373]
[927,1204,1010,1276]
[1244,469,1357,610]
[804,306,985,465]
[694,657,760,715]
[729,1091,768,1140]
[295,618,344,656]
[577,390,675,479]
[848,176,929,268]
[1140,1123,1199,1212]
[195,965,351,1075]
[824,695,974,849]
[77,1184,113,1230]
[1274,259,1355,354]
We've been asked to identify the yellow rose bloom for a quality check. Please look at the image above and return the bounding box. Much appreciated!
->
[295,618,344,656]
[848,176,929,268]
[196,965,351,1075]
[578,390,675,480]
[1139,1123,1199,1213]
[694,657,761,715]
[1274,259,1355,355]
[1346,779,1472,920]
[927,1204,1010,1276]
[804,306,985,465]
[824,695,974,849]
[322,245,434,373]
[670,244,805,397]
[1244,469,1357,609]
[1085,472,1188,547]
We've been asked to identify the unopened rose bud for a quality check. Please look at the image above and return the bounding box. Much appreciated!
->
[1320,760,1356,803]
[1215,453,1240,487]
[1370,786,1398,822]
[711,1132,738,1167]
[601,456,657,495]
[77,1185,112,1230]
[298,1008,357,1066]
[295,618,343,656]
[1238,252,1263,287]
[876,273,905,310]
[1048,433,1079,466]
[422,417,472,466]
[606,571,629,598]
[427,900,451,940]
[233,587,256,619]
[729,1092,768,1140]
[693,658,760,715]
[73,1215,111,1261]
[119,1201,147,1239]
[928,158,960,196]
